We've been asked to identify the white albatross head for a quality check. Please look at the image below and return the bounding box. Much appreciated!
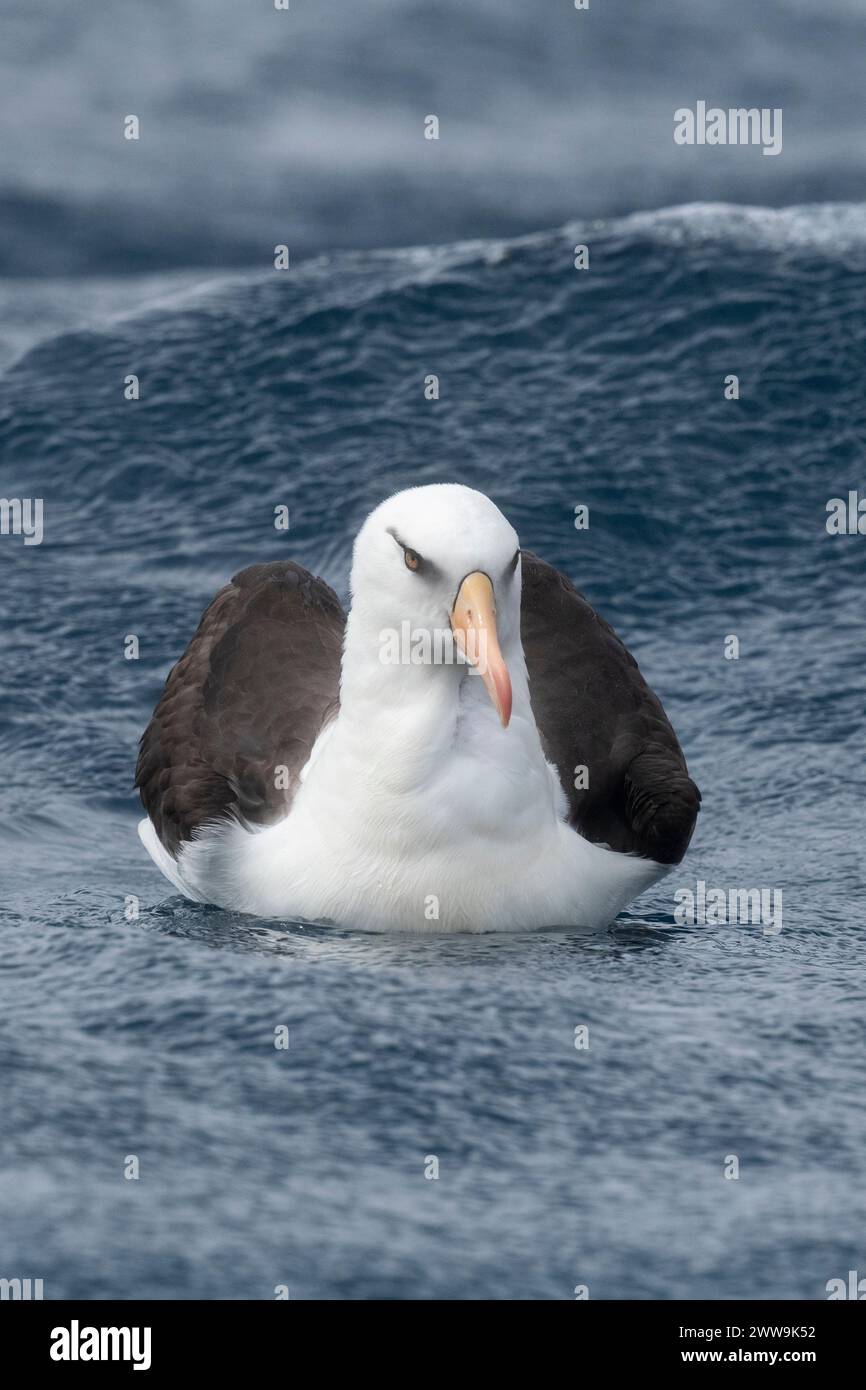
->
[348,484,521,728]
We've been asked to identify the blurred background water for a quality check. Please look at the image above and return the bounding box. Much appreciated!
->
[3,0,866,278]
[0,0,864,1301]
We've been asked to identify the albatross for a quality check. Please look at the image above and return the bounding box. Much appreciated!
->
[136,484,700,931]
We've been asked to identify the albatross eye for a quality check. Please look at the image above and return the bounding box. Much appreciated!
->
[387,529,426,573]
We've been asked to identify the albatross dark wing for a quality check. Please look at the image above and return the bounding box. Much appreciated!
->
[520,552,700,864]
[136,561,345,857]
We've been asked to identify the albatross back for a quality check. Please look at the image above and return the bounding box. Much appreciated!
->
[520,551,700,864]
[136,561,345,858]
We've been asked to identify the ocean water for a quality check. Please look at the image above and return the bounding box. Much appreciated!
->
[1,201,864,1299]
[3,0,866,275]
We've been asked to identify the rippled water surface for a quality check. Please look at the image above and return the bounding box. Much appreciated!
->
[1,202,864,1299]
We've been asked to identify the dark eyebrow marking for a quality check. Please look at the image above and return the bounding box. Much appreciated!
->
[506,547,521,576]
[386,526,443,579]
[386,526,423,560]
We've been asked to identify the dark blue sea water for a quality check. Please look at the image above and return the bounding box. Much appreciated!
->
[3,0,866,275]
[2,199,865,1299]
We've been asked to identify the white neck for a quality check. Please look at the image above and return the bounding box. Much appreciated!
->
[310,606,559,837]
